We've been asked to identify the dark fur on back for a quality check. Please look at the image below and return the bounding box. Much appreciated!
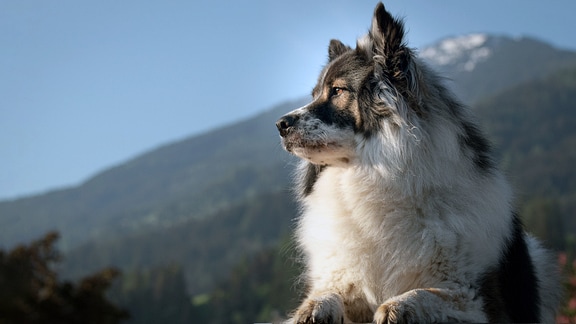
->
[479,215,541,322]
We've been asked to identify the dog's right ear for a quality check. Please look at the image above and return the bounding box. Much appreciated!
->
[369,3,406,61]
[368,3,411,79]
[328,39,351,62]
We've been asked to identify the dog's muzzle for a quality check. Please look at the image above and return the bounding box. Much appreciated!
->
[276,114,299,137]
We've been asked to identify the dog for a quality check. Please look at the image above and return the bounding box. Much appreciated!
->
[275,3,561,323]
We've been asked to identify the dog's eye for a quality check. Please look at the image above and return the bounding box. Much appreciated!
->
[331,87,346,97]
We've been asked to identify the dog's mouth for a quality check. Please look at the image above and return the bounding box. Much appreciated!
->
[280,131,354,166]
[277,115,338,153]
[276,116,355,165]
[281,132,339,153]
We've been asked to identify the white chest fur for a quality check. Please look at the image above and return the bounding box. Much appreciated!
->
[296,166,511,305]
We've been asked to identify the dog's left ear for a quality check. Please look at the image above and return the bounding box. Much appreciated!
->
[367,3,411,79]
[328,39,351,62]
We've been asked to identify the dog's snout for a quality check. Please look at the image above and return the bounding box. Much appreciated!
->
[276,114,298,137]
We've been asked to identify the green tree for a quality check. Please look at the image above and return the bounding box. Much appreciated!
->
[110,265,194,324]
[0,232,128,324]
[558,252,576,323]
[522,198,566,250]
[194,236,303,324]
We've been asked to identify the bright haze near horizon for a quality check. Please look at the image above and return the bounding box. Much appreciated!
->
[1,0,575,201]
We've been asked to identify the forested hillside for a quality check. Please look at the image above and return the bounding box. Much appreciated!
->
[476,66,576,250]
[63,191,297,294]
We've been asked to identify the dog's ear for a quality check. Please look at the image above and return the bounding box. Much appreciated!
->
[367,3,410,79]
[328,39,351,62]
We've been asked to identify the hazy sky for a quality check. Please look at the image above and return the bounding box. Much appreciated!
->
[1,0,575,200]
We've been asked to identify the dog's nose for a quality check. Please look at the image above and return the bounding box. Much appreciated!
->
[276,115,298,137]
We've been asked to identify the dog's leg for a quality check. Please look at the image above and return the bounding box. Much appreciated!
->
[288,292,345,324]
[373,287,487,324]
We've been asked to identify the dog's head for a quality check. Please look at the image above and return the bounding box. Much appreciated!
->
[276,3,421,167]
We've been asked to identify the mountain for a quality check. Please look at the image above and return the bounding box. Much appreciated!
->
[0,98,305,249]
[4,34,574,251]
[420,34,576,103]
[1,35,576,313]
[184,64,576,322]
[420,33,497,72]
[91,62,576,324]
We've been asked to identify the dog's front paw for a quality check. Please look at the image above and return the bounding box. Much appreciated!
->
[291,294,344,324]
[373,300,420,324]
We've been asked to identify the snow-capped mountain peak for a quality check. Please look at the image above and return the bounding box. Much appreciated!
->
[420,33,492,72]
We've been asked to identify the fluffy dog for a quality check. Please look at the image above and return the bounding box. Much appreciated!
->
[276,3,561,323]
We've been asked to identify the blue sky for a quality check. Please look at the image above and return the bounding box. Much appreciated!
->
[1,0,575,200]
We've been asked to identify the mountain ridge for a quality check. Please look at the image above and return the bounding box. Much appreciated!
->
[420,34,576,103]
[420,33,497,72]
[0,98,305,249]
[1,34,575,252]
[62,63,576,299]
